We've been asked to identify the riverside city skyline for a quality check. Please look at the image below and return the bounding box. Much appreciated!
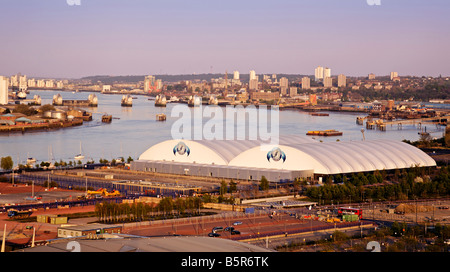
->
[1,0,449,78]
[1,0,450,257]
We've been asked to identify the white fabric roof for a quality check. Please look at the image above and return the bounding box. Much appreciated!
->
[138,136,436,175]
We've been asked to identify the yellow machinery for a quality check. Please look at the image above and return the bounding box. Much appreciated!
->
[87,188,120,197]
[104,189,121,197]
[87,188,104,196]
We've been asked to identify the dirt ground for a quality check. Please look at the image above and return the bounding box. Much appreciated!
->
[0,181,76,196]
[0,181,95,244]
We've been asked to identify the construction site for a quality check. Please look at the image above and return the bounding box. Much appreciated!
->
[0,163,449,252]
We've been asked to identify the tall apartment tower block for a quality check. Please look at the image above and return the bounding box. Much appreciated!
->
[0,76,9,105]
[315,66,324,81]
[338,74,347,88]
[302,77,311,90]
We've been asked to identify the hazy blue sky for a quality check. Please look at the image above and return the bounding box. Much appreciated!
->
[1,0,449,78]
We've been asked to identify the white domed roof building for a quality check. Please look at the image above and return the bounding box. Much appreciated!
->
[132,136,436,182]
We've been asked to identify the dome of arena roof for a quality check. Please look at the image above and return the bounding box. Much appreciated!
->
[138,136,436,175]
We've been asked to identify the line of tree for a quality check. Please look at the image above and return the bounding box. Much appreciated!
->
[340,80,450,102]
[95,196,203,223]
[306,166,450,204]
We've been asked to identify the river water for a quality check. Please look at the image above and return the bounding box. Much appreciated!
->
[0,90,444,166]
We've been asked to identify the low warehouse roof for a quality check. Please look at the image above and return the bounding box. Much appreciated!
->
[15,235,273,252]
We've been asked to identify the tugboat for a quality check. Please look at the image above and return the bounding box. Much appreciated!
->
[102,114,112,123]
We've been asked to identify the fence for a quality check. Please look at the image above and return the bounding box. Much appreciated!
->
[14,172,115,192]
[0,196,126,214]
[121,209,270,231]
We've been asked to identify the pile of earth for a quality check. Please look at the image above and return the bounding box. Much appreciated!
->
[394,204,434,214]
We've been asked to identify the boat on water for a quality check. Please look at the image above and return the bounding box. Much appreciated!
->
[102,114,112,123]
[26,158,36,165]
[74,154,85,160]
[156,113,166,121]
[74,141,85,160]
[306,130,343,136]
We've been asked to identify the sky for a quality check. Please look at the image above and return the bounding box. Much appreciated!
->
[1,0,449,78]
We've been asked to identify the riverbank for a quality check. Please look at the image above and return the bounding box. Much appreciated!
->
[0,118,83,134]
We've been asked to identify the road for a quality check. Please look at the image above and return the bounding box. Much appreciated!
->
[123,209,370,247]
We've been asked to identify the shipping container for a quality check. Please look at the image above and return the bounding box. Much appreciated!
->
[342,214,359,222]
[36,214,50,223]
[50,216,68,224]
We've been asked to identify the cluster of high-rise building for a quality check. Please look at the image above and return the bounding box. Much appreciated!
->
[9,74,65,90]
[0,73,67,105]
[314,66,347,89]
[315,66,331,87]
[144,75,163,93]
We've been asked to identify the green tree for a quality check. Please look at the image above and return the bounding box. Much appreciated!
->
[1,156,13,170]
[219,180,228,195]
[367,173,377,184]
[260,176,269,191]
[39,104,55,112]
[14,104,36,116]
[229,180,237,194]
[158,197,174,216]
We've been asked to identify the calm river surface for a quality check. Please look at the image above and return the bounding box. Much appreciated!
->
[0,90,444,166]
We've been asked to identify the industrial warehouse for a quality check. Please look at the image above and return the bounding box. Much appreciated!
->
[131,135,437,182]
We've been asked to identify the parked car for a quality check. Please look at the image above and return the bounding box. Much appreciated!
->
[208,232,220,237]
[212,226,224,233]
[224,227,234,232]
[231,230,241,235]
[233,221,242,226]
